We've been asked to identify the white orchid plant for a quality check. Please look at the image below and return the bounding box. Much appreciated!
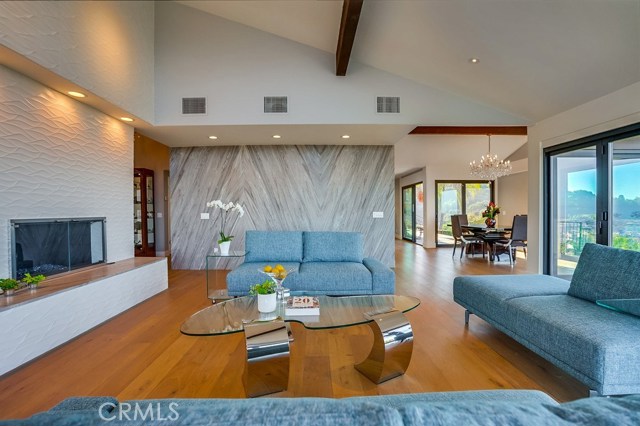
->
[206,200,245,244]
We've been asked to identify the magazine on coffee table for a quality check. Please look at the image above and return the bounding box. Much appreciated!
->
[285,296,320,316]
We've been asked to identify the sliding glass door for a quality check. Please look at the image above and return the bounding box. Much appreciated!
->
[402,183,424,244]
[611,136,640,251]
[548,148,598,277]
[436,181,494,246]
[545,124,640,278]
[402,185,415,242]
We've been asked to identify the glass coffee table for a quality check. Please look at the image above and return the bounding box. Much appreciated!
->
[181,295,420,397]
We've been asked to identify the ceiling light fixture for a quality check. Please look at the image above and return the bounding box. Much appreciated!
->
[272,135,281,139]
[208,136,218,140]
[469,58,479,64]
[469,134,512,180]
[120,117,134,122]
[67,91,86,98]
[342,135,350,139]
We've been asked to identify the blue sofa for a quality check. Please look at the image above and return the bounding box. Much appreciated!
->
[226,231,394,296]
[4,390,640,425]
[453,243,640,396]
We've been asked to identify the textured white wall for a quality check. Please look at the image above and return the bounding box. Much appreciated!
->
[0,66,134,277]
[154,1,524,127]
[528,82,640,273]
[0,1,155,122]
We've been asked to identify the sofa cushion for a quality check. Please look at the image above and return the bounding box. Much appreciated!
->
[245,231,303,263]
[397,401,559,426]
[453,275,570,327]
[568,243,640,302]
[292,262,372,294]
[303,232,364,263]
[227,262,301,296]
[507,294,640,396]
[548,393,640,425]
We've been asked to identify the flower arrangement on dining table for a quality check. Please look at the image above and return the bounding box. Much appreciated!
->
[206,199,245,246]
[482,202,500,228]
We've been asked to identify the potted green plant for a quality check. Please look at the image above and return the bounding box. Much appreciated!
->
[0,278,20,296]
[249,279,277,313]
[22,273,46,290]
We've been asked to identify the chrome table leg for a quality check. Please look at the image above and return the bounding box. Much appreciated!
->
[243,320,290,397]
[355,310,414,384]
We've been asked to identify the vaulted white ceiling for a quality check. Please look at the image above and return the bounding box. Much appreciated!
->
[179,0,640,122]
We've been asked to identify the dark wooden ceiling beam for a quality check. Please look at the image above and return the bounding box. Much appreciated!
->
[409,126,528,136]
[336,0,364,76]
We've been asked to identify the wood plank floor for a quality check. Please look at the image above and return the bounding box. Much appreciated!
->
[0,241,586,420]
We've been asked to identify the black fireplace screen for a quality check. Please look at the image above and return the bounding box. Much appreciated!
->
[11,218,106,279]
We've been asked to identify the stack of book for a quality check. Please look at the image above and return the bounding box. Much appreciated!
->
[285,296,320,316]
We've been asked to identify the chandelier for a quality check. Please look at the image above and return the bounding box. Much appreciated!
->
[469,134,512,180]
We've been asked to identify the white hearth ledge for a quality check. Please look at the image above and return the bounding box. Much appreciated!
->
[0,258,168,376]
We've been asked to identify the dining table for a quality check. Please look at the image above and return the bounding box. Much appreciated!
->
[461,224,512,261]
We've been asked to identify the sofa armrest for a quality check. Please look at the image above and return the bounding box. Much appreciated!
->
[363,257,395,294]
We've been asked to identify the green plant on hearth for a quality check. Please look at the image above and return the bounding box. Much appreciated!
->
[22,273,46,287]
[249,279,276,296]
[0,278,20,291]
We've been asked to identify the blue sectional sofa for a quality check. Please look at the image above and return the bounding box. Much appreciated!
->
[453,243,640,396]
[226,231,394,296]
[4,390,640,425]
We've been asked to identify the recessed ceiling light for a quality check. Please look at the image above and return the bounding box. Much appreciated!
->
[120,117,134,122]
[272,135,281,139]
[342,135,350,139]
[469,58,479,64]
[67,91,86,98]
[208,136,218,140]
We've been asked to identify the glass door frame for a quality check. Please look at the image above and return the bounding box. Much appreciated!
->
[402,184,417,242]
[543,122,640,275]
[435,180,495,247]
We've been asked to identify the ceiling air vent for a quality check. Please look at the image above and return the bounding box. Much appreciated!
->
[182,97,207,115]
[377,96,400,113]
[264,96,288,113]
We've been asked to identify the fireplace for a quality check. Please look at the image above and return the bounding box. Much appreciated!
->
[11,218,106,279]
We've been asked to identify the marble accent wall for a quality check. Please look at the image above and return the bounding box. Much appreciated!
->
[170,145,395,269]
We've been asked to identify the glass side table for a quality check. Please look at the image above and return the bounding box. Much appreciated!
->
[206,250,247,303]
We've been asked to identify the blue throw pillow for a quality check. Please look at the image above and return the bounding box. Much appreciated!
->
[303,232,364,263]
[568,243,640,302]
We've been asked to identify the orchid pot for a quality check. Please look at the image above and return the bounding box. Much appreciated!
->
[219,241,231,256]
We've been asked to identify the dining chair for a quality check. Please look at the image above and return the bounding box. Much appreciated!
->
[494,215,527,264]
[451,214,482,259]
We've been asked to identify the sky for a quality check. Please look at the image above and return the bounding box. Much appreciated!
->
[567,161,640,199]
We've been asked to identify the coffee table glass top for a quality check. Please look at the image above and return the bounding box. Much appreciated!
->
[181,295,420,336]
[596,298,640,318]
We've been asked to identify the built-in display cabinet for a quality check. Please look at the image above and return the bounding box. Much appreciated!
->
[134,168,155,257]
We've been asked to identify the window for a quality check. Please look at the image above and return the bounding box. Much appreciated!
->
[436,181,494,246]
[544,123,640,278]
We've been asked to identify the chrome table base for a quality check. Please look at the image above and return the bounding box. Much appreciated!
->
[355,310,414,384]
[242,310,414,396]
[243,320,291,397]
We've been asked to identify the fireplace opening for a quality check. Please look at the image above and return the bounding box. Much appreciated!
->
[11,218,106,279]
